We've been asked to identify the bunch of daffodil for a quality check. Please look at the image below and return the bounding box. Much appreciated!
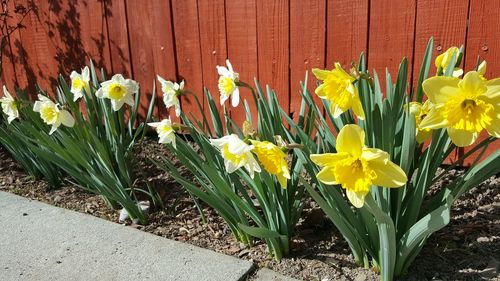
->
[151,75,305,261]
[96,74,138,111]
[312,63,365,119]
[217,59,240,107]
[148,118,177,148]
[70,66,90,101]
[407,100,432,143]
[292,38,499,281]
[311,125,407,208]
[157,75,184,117]
[0,86,64,187]
[5,63,158,224]
[33,94,75,134]
[1,86,19,124]
[435,46,463,77]
[420,71,499,146]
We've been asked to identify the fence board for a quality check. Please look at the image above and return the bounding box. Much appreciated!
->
[197,0,226,124]
[290,0,326,119]
[125,0,177,119]
[225,0,258,127]
[326,0,369,68]
[104,0,131,77]
[368,0,416,88]
[170,0,204,122]
[0,1,18,91]
[256,0,290,113]
[412,0,469,87]
[463,0,500,164]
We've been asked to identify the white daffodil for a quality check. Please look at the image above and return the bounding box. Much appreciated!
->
[148,118,176,148]
[157,75,183,116]
[96,74,138,111]
[33,95,75,135]
[70,66,90,101]
[1,86,19,124]
[216,59,240,107]
[210,134,261,178]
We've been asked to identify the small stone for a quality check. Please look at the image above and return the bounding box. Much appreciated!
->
[477,237,490,243]
[53,195,62,203]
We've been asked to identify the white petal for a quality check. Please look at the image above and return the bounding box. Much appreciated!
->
[95,88,105,98]
[123,94,135,107]
[112,100,125,111]
[59,110,75,127]
[231,88,240,107]
[33,101,42,112]
[217,65,230,77]
[82,66,90,81]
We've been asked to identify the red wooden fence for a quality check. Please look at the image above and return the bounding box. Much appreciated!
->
[1,0,499,162]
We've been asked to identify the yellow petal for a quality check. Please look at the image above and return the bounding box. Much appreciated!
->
[310,153,347,167]
[416,129,432,143]
[478,60,487,76]
[361,147,390,162]
[459,71,487,96]
[312,68,332,81]
[346,189,367,208]
[447,128,478,147]
[315,83,328,98]
[485,114,500,138]
[336,124,365,157]
[484,78,500,100]
[352,96,365,120]
[330,103,345,118]
[368,157,407,188]
[316,167,337,185]
[419,108,448,129]
[278,174,288,189]
[422,76,460,104]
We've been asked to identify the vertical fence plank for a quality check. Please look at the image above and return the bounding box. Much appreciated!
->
[104,0,131,77]
[256,0,290,114]
[75,0,112,73]
[125,0,177,119]
[463,0,500,164]
[1,1,19,90]
[368,0,416,88]
[290,0,326,119]
[412,0,468,87]
[171,0,204,122]
[326,0,369,68]
[197,0,227,123]
[225,0,258,127]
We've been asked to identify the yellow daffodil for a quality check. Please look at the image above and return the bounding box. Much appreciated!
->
[310,125,407,208]
[478,60,487,81]
[1,86,19,124]
[250,140,290,188]
[96,74,138,111]
[210,134,261,178]
[312,63,365,119]
[33,95,75,135]
[157,75,183,117]
[148,118,176,148]
[420,71,500,147]
[216,59,240,107]
[70,66,90,101]
[408,100,433,143]
[435,46,463,77]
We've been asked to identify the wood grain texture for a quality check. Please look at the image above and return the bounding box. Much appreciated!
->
[197,0,227,123]
[463,0,500,164]
[225,0,258,126]
[290,0,326,119]
[256,0,290,113]
[412,0,468,87]
[368,0,416,88]
[0,1,18,90]
[171,0,204,121]
[125,0,177,119]
[326,0,369,68]
[104,0,131,77]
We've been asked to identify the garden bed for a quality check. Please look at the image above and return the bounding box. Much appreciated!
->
[0,139,498,281]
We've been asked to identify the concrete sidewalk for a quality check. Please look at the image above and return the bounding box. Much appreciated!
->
[0,191,296,281]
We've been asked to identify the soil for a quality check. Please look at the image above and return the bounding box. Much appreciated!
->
[0,139,498,281]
